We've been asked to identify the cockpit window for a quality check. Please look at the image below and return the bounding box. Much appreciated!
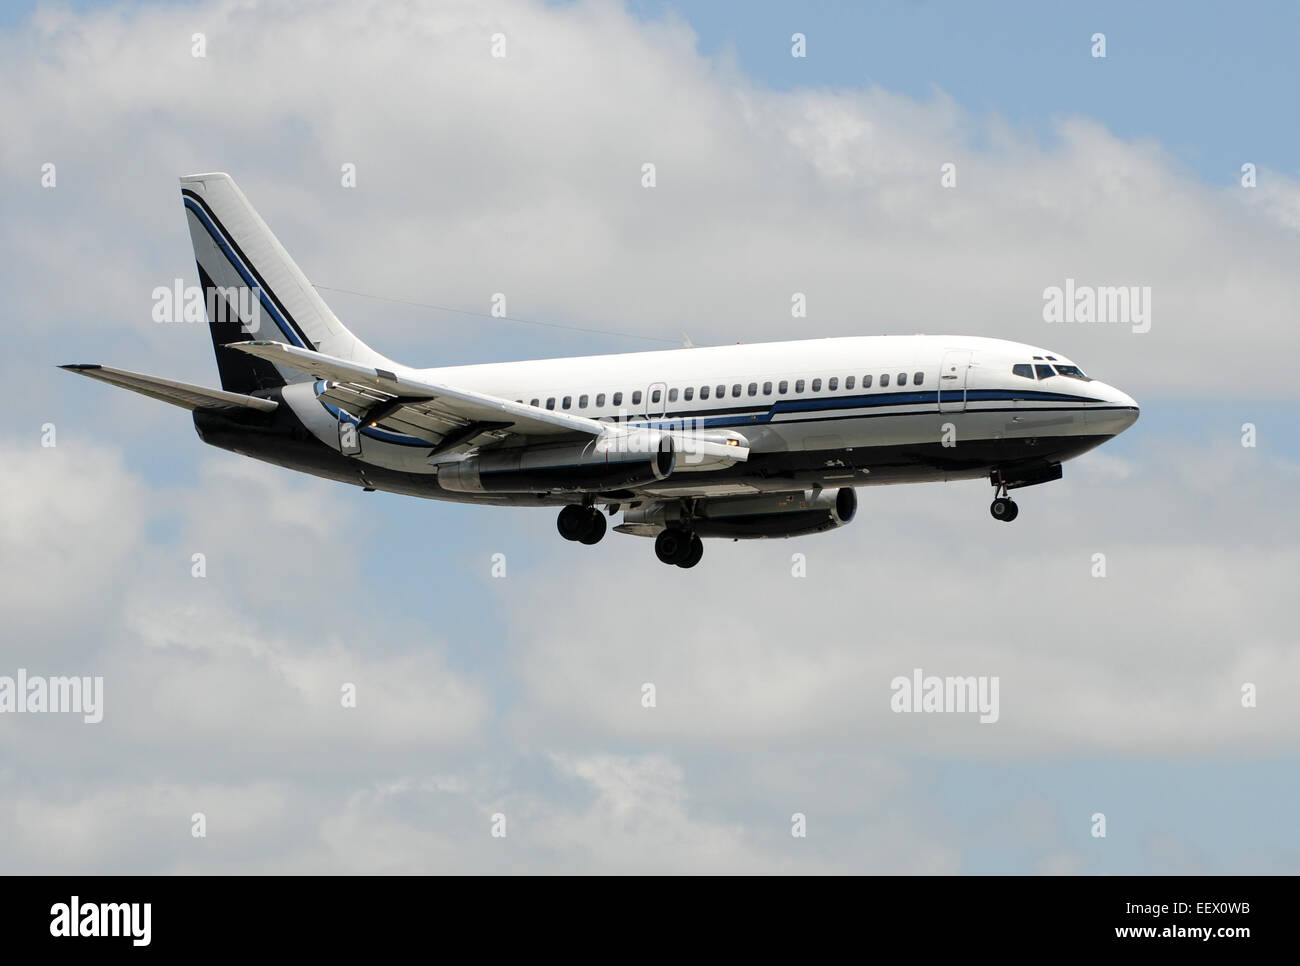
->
[1053,364,1090,380]
[1012,364,1034,379]
[1034,364,1055,379]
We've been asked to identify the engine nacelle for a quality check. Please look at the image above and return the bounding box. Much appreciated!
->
[438,429,676,494]
[624,487,858,539]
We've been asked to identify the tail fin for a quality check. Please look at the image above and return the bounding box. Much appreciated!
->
[179,172,387,393]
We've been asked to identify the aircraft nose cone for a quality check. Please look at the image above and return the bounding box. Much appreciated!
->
[1108,385,1139,432]
[1085,383,1138,435]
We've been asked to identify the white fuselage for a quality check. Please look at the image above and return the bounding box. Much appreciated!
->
[277,333,1138,502]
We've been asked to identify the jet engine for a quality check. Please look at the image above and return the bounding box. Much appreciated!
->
[437,429,675,493]
[623,487,858,539]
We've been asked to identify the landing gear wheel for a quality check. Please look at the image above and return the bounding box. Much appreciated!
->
[655,528,693,565]
[579,510,607,545]
[990,497,1018,522]
[557,504,590,541]
[676,535,704,569]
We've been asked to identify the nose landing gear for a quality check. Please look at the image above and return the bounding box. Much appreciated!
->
[990,496,1019,522]
[989,472,1019,522]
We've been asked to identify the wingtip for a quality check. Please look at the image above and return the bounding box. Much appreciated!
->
[59,363,100,371]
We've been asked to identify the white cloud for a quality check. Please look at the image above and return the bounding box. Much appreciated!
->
[501,440,1300,758]
[1,0,1296,394]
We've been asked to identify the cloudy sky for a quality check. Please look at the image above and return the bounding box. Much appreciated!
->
[2,0,1297,873]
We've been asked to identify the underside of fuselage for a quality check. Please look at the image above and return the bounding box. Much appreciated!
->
[192,401,1117,508]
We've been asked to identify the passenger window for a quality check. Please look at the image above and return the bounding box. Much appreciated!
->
[683,387,693,401]
[700,385,710,400]
[562,396,571,409]
[596,393,605,406]
[716,385,725,398]
[795,379,805,392]
[632,390,643,405]
[578,394,588,408]
[812,378,822,392]
[1035,364,1054,379]
[668,388,678,402]
[845,376,855,390]
[763,381,772,395]
[828,377,838,391]
[880,374,890,388]
[651,389,661,403]
[897,372,907,385]
[913,372,923,385]
[732,384,742,397]
[546,397,556,410]
[612,391,623,406]
[779,380,788,394]
[862,375,872,388]
[530,398,539,407]
[747,383,757,396]
[1012,364,1033,379]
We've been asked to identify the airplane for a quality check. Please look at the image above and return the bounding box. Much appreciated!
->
[61,173,1139,568]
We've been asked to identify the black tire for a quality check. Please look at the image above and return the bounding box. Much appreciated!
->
[655,528,691,565]
[1004,500,1019,522]
[676,535,704,569]
[990,497,1012,521]
[557,504,589,541]
[579,510,607,545]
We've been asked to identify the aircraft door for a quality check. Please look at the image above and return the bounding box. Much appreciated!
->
[938,350,972,413]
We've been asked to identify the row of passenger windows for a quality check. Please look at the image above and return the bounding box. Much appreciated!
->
[520,372,929,411]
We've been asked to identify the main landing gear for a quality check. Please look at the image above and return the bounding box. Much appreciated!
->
[557,504,607,544]
[654,527,704,569]
[989,473,1019,522]
[557,502,704,567]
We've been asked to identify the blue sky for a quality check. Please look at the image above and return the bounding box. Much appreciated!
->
[2,0,1297,873]
[627,0,1300,186]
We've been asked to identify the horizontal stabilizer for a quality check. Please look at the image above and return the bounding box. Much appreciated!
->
[58,364,279,413]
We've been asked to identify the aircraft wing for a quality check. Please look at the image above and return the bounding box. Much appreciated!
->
[59,364,279,413]
[225,340,605,448]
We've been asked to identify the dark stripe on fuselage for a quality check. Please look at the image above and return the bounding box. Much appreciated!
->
[193,401,1113,504]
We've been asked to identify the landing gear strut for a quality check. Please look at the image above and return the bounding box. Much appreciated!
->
[989,473,1019,522]
[557,504,607,544]
[655,528,703,568]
